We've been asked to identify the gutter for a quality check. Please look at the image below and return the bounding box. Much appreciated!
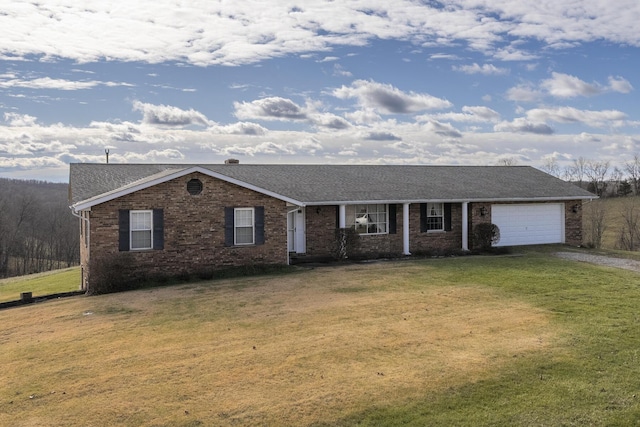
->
[302,196,597,206]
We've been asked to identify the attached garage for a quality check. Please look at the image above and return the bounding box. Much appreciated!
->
[491,203,565,247]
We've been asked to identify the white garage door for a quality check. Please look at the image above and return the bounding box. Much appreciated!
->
[491,204,564,247]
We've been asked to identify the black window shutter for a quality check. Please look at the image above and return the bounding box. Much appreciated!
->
[224,207,234,246]
[420,203,427,233]
[335,205,340,228]
[118,210,130,251]
[153,209,164,250]
[254,206,265,245]
[444,203,452,231]
[388,204,397,234]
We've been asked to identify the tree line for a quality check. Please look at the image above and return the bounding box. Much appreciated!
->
[0,178,79,278]
[539,155,640,252]
[540,155,640,197]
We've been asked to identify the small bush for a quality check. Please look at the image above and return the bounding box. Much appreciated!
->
[332,228,360,260]
[88,253,138,295]
[473,223,501,251]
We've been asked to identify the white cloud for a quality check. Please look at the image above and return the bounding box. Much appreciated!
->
[423,120,463,138]
[509,73,634,102]
[344,109,382,125]
[333,80,452,114]
[608,76,634,94]
[0,76,132,90]
[4,113,37,127]
[209,122,268,136]
[1,1,639,67]
[494,118,554,135]
[132,101,211,127]
[234,96,352,130]
[506,83,543,103]
[526,107,628,128]
[540,72,602,98]
[425,106,501,123]
[308,113,351,130]
[453,63,509,75]
[234,97,308,121]
[333,64,352,77]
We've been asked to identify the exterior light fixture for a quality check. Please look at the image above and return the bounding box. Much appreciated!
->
[479,206,488,216]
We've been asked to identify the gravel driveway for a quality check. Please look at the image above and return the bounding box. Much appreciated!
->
[555,252,640,274]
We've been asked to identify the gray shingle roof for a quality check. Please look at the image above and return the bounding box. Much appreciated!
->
[69,163,595,207]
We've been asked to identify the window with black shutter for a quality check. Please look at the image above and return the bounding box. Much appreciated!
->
[224,206,265,246]
[119,209,164,251]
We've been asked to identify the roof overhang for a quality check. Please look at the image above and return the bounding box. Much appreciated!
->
[302,195,597,206]
[70,166,305,212]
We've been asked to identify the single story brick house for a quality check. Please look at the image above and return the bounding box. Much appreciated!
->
[69,162,595,292]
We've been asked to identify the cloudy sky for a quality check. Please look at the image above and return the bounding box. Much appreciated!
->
[1,0,639,182]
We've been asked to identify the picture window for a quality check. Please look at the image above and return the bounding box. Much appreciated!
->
[348,204,388,235]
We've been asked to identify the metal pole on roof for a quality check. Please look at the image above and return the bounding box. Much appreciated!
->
[105,149,109,164]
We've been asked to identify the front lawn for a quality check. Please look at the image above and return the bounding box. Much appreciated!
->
[1,251,639,426]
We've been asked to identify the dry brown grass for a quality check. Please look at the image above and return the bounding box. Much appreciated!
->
[1,261,555,426]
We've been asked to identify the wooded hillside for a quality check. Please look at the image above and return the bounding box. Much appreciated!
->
[0,178,79,278]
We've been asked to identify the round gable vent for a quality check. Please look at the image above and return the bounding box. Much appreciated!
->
[187,179,203,195]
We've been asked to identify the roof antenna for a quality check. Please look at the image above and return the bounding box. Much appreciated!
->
[105,149,109,164]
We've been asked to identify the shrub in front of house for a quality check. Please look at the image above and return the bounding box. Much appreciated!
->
[88,252,139,295]
[473,223,501,252]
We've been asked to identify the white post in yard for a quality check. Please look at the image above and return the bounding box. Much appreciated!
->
[403,203,411,255]
[462,201,469,251]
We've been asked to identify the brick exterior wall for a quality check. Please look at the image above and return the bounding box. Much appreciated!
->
[410,203,463,254]
[564,200,583,246]
[303,200,583,259]
[83,172,288,291]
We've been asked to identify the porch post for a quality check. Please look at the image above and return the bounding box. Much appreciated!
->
[462,201,469,251]
[403,203,411,255]
[339,204,346,228]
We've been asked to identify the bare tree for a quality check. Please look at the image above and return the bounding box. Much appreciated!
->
[624,154,640,195]
[0,179,79,278]
[496,157,518,166]
[584,200,607,248]
[584,160,610,196]
[609,167,624,197]
[540,157,561,178]
[564,157,586,188]
[618,197,640,251]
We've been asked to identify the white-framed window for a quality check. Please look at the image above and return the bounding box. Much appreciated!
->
[426,203,444,231]
[130,210,153,250]
[234,207,255,245]
[349,204,388,235]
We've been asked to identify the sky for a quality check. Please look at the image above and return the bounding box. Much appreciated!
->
[1,0,639,182]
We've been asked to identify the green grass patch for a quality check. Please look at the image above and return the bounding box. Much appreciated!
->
[0,267,80,302]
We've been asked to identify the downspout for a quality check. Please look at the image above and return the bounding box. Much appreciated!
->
[69,206,89,291]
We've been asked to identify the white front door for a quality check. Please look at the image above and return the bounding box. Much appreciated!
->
[287,208,306,253]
